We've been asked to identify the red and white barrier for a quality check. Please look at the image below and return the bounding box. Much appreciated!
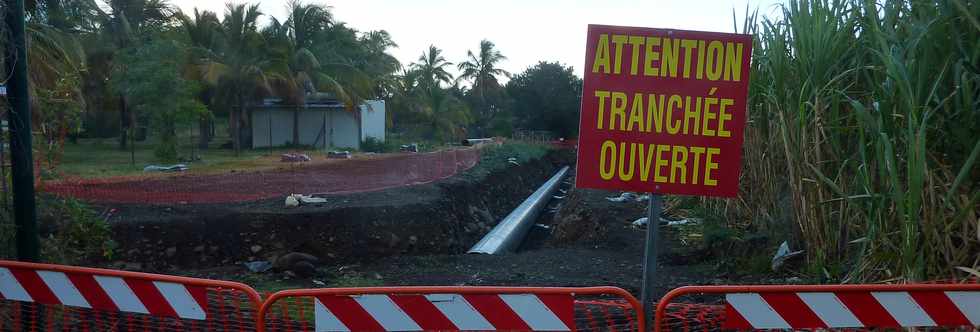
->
[655,284,980,332]
[0,266,208,320]
[313,293,575,332]
[259,286,642,332]
[724,291,980,329]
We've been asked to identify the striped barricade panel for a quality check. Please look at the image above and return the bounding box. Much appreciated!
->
[0,260,263,332]
[257,286,643,332]
[654,283,980,332]
[725,290,980,330]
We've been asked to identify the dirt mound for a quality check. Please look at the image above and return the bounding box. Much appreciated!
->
[549,188,647,252]
[549,187,718,265]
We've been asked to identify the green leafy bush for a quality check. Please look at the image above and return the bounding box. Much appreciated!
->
[42,199,117,264]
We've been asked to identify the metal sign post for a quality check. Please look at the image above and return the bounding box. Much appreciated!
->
[639,194,662,330]
[575,24,753,331]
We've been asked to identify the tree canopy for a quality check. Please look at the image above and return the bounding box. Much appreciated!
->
[4,0,585,163]
[506,62,582,138]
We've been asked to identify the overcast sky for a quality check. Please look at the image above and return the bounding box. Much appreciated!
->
[170,0,785,79]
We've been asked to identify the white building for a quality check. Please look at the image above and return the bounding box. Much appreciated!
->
[250,98,385,150]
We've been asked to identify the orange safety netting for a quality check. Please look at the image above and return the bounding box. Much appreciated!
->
[4,284,978,331]
[0,287,259,332]
[39,148,481,205]
[653,278,980,332]
[258,296,641,332]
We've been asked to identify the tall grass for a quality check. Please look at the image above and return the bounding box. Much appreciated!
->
[725,0,978,282]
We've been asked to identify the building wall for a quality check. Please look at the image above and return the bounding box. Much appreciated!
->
[360,100,386,142]
[252,109,330,148]
[251,100,385,150]
[329,110,360,149]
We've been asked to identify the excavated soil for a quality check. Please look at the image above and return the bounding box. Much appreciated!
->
[99,150,573,271]
[71,149,792,299]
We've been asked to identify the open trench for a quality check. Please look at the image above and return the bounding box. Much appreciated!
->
[514,170,576,252]
[101,149,576,271]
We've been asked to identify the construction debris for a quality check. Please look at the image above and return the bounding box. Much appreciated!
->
[280,153,311,162]
[667,218,701,226]
[400,143,419,152]
[244,261,273,273]
[631,217,698,228]
[462,138,494,146]
[327,151,351,159]
[285,193,328,207]
[284,195,300,207]
[143,164,188,172]
[771,241,805,271]
[606,192,637,202]
[298,195,327,204]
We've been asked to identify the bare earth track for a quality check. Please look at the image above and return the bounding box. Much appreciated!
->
[42,148,481,204]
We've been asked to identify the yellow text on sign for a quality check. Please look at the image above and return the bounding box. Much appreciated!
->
[597,141,721,186]
[592,34,745,82]
[593,89,734,137]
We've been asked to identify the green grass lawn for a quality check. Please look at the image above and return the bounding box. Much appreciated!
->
[53,132,549,180]
[55,138,321,179]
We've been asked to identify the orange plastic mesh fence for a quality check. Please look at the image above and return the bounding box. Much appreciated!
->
[655,302,726,331]
[1,287,259,332]
[0,260,263,332]
[39,147,481,205]
[257,296,638,332]
[654,280,980,332]
[652,299,980,332]
[574,300,639,331]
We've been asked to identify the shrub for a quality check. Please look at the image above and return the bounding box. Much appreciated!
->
[361,137,393,153]
[41,198,117,264]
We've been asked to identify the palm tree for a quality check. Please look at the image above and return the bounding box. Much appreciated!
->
[91,0,176,150]
[311,23,378,112]
[177,8,222,70]
[427,88,472,141]
[457,39,509,135]
[276,0,329,146]
[286,0,332,49]
[262,0,368,147]
[177,8,222,149]
[405,47,472,140]
[15,14,88,170]
[411,45,454,92]
[457,39,509,98]
[215,3,273,155]
[358,30,402,99]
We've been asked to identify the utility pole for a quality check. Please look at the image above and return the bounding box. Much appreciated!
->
[5,0,40,261]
